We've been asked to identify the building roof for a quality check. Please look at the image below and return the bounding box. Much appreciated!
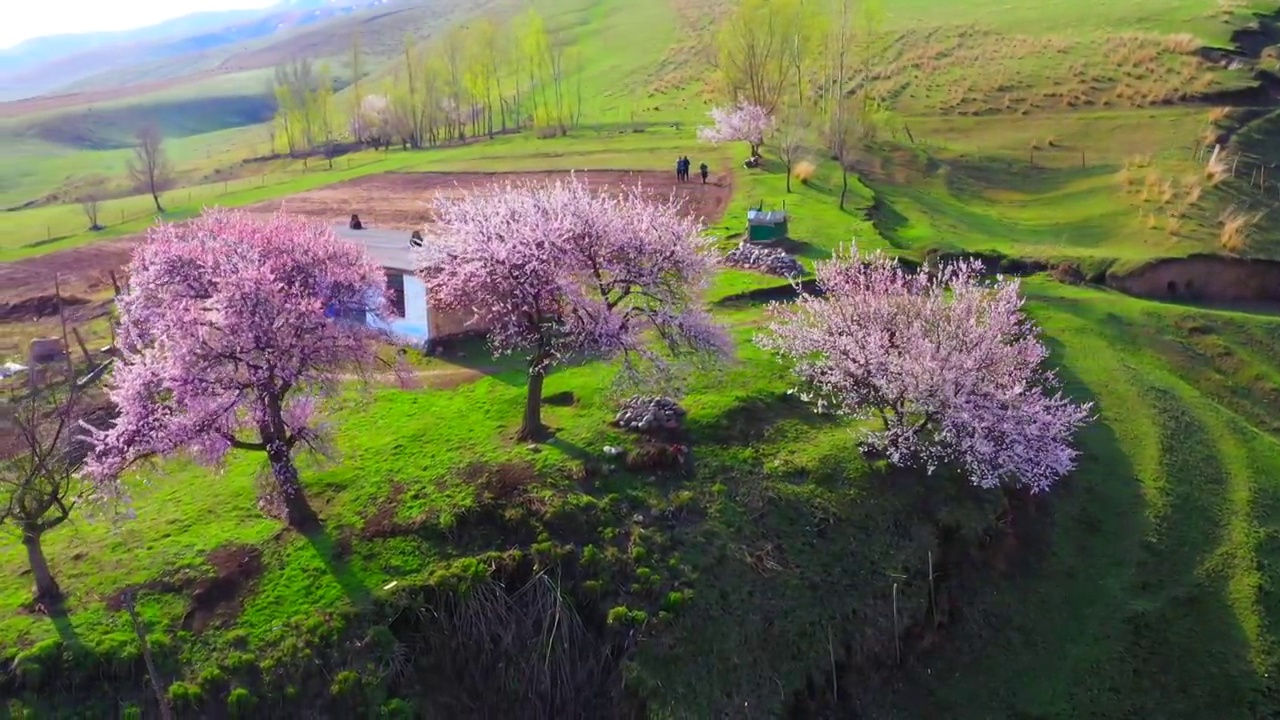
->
[331,225,442,272]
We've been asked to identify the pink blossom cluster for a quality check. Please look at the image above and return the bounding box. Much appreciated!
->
[417,175,731,381]
[85,210,389,495]
[759,248,1092,493]
[696,101,774,155]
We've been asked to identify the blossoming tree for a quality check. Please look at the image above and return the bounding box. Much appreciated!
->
[418,176,730,440]
[697,100,774,158]
[758,248,1092,493]
[86,209,392,528]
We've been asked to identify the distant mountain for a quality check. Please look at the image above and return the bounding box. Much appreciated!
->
[0,0,389,101]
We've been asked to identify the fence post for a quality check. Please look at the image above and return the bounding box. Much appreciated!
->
[893,582,901,663]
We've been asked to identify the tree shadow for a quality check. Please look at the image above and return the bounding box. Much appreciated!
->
[870,334,1271,717]
[688,392,839,448]
[424,333,524,387]
[304,525,372,608]
[545,434,594,463]
[47,604,82,647]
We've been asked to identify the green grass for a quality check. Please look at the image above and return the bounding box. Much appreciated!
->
[873,282,1280,718]
[0,126,722,260]
[8,133,1280,717]
[8,0,1280,715]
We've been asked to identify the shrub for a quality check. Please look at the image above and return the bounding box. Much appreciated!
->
[227,687,255,718]
[167,681,203,709]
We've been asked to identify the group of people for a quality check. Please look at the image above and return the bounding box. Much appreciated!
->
[676,156,709,184]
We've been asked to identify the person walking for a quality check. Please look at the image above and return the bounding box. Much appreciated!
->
[675,156,684,183]
[679,156,689,182]
[699,162,709,184]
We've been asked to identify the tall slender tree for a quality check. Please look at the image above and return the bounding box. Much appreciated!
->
[127,124,171,214]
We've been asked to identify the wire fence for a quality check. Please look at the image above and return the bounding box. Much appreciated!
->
[14,154,388,249]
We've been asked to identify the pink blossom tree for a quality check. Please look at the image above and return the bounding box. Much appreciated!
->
[697,100,775,158]
[758,248,1092,493]
[418,176,730,441]
[85,209,393,528]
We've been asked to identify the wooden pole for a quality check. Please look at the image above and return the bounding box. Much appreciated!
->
[929,551,937,627]
[828,625,838,701]
[123,592,174,720]
[71,327,92,364]
[893,582,901,663]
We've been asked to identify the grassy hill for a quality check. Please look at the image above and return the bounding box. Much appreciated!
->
[4,0,1280,717]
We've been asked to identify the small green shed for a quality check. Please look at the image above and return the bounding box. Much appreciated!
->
[745,201,788,243]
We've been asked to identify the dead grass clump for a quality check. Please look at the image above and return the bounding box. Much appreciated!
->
[1216,0,1247,17]
[1208,106,1232,124]
[1117,167,1134,189]
[1145,211,1159,230]
[1205,154,1231,185]
[1166,214,1184,236]
[793,160,817,182]
[1164,33,1201,54]
[1183,178,1204,206]
[1159,180,1177,206]
[1219,206,1263,252]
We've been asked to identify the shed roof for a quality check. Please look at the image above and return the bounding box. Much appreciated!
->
[331,225,443,272]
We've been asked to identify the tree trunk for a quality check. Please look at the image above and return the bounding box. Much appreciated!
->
[840,165,849,211]
[23,528,61,606]
[267,442,316,529]
[786,159,793,192]
[150,190,164,214]
[518,365,546,441]
[124,593,174,720]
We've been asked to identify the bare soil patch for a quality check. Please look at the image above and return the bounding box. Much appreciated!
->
[1,170,732,338]
[181,543,264,633]
[244,170,734,231]
[1107,254,1280,309]
[103,543,264,633]
[0,241,134,305]
[0,293,90,323]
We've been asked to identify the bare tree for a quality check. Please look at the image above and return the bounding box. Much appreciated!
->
[127,125,171,214]
[80,195,103,231]
[0,289,89,608]
[777,108,808,192]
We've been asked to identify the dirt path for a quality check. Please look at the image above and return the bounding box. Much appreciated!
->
[1,169,734,313]
[244,169,734,230]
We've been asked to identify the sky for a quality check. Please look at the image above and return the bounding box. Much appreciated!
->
[0,0,278,49]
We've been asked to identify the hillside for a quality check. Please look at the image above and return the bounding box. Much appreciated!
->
[3,0,1280,717]
[0,0,394,101]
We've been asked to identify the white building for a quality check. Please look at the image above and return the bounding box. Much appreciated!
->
[332,225,476,345]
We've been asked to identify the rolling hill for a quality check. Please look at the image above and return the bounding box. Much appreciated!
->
[0,0,393,101]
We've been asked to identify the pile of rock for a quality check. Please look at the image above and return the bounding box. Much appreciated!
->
[725,243,804,278]
[614,395,686,432]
